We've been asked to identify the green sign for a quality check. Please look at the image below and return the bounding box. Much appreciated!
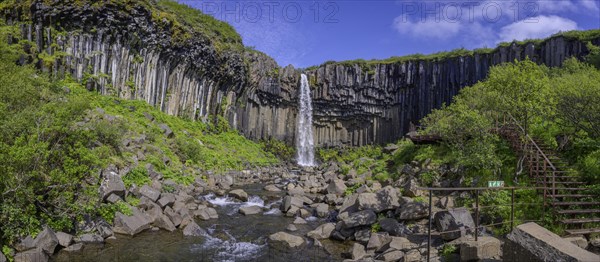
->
[488,181,505,188]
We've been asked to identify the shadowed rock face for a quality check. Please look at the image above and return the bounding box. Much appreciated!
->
[7,1,599,147]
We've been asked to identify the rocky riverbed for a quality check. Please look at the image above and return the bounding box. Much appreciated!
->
[7,160,600,262]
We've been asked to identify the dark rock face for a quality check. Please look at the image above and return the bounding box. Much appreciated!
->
[6,1,600,147]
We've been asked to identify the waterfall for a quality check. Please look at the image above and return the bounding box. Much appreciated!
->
[296,74,315,166]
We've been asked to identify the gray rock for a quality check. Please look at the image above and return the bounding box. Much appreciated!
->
[96,220,114,239]
[14,249,48,262]
[157,193,176,208]
[459,236,502,261]
[437,196,454,209]
[159,123,173,138]
[195,207,218,220]
[77,234,103,244]
[396,202,428,220]
[263,184,281,192]
[113,207,152,236]
[15,236,35,252]
[106,193,123,204]
[379,250,404,262]
[434,207,475,240]
[350,243,366,260]
[228,189,249,201]
[379,218,410,236]
[99,170,126,201]
[293,217,307,224]
[55,232,73,248]
[183,221,206,237]
[388,237,417,251]
[63,243,83,252]
[342,210,377,228]
[315,203,329,218]
[354,228,371,244]
[154,214,176,232]
[403,249,421,262]
[0,252,6,262]
[281,195,304,212]
[327,179,347,195]
[269,232,304,248]
[239,205,262,215]
[33,226,59,255]
[506,222,599,262]
[367,233,392,251]
[307,223,335,240]
[402,178,422,197]
[140,185,161,202]
[286,224,297,232]
[563,236,588,249]
[164,207,183,227]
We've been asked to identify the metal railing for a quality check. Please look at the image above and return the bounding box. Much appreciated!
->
[421,186,547,262]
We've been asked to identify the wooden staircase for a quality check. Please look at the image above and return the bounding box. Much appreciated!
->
[496,115,600,236]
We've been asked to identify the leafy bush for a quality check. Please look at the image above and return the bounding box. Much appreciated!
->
[122,167,152,188]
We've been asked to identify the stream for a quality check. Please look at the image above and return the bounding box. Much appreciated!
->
[53,183,349,262]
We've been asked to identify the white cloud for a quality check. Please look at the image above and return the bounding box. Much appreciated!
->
[579,0,600,11]
[498,15,578,42]
[536,0,578,13]
[393,18,462,40]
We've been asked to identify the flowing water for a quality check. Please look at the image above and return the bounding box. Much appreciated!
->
[53,184,348,262]
[296,74,316,167]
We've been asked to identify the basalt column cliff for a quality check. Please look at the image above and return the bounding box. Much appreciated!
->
[4,1,599,148]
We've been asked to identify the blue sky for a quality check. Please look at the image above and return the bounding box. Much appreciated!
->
[181,0,600,68]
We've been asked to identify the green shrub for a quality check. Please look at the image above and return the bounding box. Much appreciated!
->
[122,166,151,188]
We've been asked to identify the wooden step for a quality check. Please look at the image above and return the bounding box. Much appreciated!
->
[561,218,600,224]
[557,209,600,215]
[546,181,587,185]
[565,228,600,236]
[552,202,600,206]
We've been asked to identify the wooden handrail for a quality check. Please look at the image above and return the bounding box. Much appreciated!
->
[503,113,557,171]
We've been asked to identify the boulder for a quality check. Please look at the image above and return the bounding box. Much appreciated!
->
[437,196,454,209]
[239,205,262,215]
[269,232,304,248]
[263,184,281,192]
[96,220,114,239]
[14,249,48,262]
[402,178,422,197]
[228,189,248,202]
[157,193,176,208]
[0,252,6,262]
[106,193,123,204]
[338,194,359,215]
[563,236,588,249]
[404,249,421,262]
[315,203,329,218]
[396,202,428,220]
[350,243,366,260]
[154,214,176,232]
[165,207,183,227]
[286,224,297,232]
[99,170,126,201]
[388,237,417,251]
[293,217,307,224]
[33,226,59,255]
[195,208,218,220]
[281,195,304,212]
[326,179,347,195]
[380,250,404,262]
[113,207,152,236]
[506,222,599,262]
[379,218,410,236]
[63,243,83,252]
[367,232,392,251]
[306,223,335,240]
[158,123,173,138]
[342,210,377,228]
[15,236,35,252]
[55,232,73,248]
[434,207,475,240]
[183,221,206,237]
[140,185,161,202]
[354,228,371,244]
[77,234,104,244]
[460,236,502,261]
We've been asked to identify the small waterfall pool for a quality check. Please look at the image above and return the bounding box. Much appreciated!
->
[53,184,348,262]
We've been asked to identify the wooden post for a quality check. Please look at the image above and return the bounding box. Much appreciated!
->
[475,190,480,241]
[428,190,432,262]
[511,188,515,230]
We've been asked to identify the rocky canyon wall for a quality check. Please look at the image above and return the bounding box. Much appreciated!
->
[4,1,599,148]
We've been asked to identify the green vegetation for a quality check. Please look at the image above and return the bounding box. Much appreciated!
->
[0,21,277,245]
[305,29,600,71]
[440,244,458,259]
[320,145,392,181]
